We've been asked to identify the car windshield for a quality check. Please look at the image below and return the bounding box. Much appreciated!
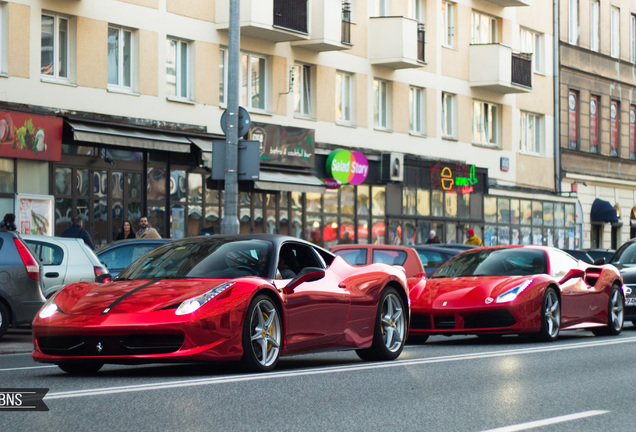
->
[117,238,272,280]
[610,242,636,266]
[431,248,547,278]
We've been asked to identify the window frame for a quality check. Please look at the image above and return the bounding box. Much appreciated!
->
[41,12,70,82]
[336,71,353,125]
[107,26,134,93]
[569,0,579,45]
[631,14,636,63]
[292,63,312,118]
[441,91,456,139]
[166,37,191,101]
[409,86,426,136]
[520,111,542,155]
[520,27,543,74]
[442,1,455,48]
[472,100,498,147]
[471,11,497,45]
[373,78,389,130]
[591,0,600,52]
[611,6,620,59]
[241,51,268,111]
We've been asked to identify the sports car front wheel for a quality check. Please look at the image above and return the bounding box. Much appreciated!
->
[592,284,624,336]
[241,295,282,372]
[356,288,406,361]
[535,287,560,342]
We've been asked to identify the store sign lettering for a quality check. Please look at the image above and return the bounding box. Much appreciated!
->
[325,149,368,186]
[431,162,477,195]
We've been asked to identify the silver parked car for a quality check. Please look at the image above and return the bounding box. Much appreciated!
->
[22,235,111,298]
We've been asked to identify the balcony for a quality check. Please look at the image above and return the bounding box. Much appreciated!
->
[216,0,309,43]
[469,44,532,93]
[292,0,353,51]
[368,17,425,69]
[486,0,532,6]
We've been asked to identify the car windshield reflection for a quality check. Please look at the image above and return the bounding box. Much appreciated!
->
[432,248,547,278]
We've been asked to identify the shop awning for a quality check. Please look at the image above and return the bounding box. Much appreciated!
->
[189,137,213,152]
[590,198,619,223]
[254,171,325,194]
[67,121,192,153]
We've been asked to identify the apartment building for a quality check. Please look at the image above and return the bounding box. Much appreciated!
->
[559,0,636,249]
[0,0,572,248]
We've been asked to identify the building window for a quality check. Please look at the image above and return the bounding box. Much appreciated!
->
[590,95,600,154]
[166,38,190,99]
[441,92,456,138]
[520,111,542,155]
[375,0,388,17]
[374,78,388,130]
[520,28,542,74]
[472,101,497,146]
[410,0,424,21]
[219,48,226,105]
[442,2,454,48]
[336,71,352,124]
[611,6,620,59]
[292,63,312,117]
[569,0,579,45]
[409,86,426,135]
[631,15,636,63]
[108,26,133,91]
[41,13,69,80]
[241,52,267,110]
[630,105,636,160]
[471,11,496,44]
[591,1,600,52]
[568,89,579,150]
[610,99,620,157]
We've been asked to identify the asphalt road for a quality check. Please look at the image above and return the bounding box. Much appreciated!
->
[2,327,636,431]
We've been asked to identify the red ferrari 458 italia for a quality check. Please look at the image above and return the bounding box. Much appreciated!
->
[408,246,624,342]
[32,234,409,374]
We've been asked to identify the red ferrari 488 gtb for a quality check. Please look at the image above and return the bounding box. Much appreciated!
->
[408,246,624,342]
[32,235,410,374]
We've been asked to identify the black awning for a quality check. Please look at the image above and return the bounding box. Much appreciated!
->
[591,198,619,223]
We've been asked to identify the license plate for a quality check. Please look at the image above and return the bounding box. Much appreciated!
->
[626,297,636,306]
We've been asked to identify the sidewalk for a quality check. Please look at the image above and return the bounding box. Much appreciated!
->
[0,328,34,355]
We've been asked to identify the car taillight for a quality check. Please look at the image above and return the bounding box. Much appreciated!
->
[13,238,40,281]
[94,266,112,283]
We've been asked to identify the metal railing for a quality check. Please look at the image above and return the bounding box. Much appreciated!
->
[417,23,426,62]
[342,1,352,45]
[273,0,308,34]
[511,52,532,88]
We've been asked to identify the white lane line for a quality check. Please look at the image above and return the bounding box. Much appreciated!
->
[0,365,57,372]
[480,410,609,432]
[45,336,636,400]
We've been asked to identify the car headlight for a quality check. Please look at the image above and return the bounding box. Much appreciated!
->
[495,280,532,303]
[175,282,235,315]
[38,290,63,319]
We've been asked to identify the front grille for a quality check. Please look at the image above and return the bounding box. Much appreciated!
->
[433,315,455,329]
[464,311,516,329]
[38,334,185,356]
[410,314,432,330]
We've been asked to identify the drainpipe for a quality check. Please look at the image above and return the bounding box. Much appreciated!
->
[553,0,561,195]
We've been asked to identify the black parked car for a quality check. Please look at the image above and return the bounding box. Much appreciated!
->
[0,228,45,338]
[607,240,636,325]
[562,249,595,264]
[585,248,615,264]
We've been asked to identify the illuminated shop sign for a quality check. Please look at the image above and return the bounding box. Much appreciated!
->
[325,149,369,187]
[431,162,478,194]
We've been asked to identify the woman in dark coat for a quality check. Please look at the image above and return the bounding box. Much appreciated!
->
[116,220,136,240]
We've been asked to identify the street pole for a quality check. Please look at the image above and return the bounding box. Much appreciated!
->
[221,0,240,234]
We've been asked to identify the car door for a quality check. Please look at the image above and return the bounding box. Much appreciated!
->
[25,239,67,298]
[278,242,350,350]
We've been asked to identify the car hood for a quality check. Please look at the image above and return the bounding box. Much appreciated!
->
[413,276,533,308]
[56,279,235,315]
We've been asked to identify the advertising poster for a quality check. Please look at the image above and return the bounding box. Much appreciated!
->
[610,100,619,157]
[15,194,54,236]
[568,91,578,149]
[590,96,599,153]
[171,206,185,240]
[0,111,62,161]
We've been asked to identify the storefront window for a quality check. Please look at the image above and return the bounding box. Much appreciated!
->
[416,189,430,216]
[389,219,403,245]
[554,203,565,226]
[521,226,532,244]
[324,189,338,214]
[543,202,554,226]
[340,216,354,244]
[457,193,470,218]
[341,185,355,215]
[520,200,532,225]
[148,206,165,237]
[307,213,321,244]
[484,196,497,223]
[358,187,370,217]
[306,192,322,213]
[372,218,385,244]
[532,227,543,244]
[93,170,108,247]
[239,191,251,234]
[431,190,443,217]
[511,227,520,245]
[357,218,370,244]
[497,197,510,224]
[324,215,338,248]
[127,173,142,201]
[565,204,575,227]
[372,186,386,216]
[510,200,520,224]
[252,193,263,232]
[55,197,72,235]
[77,169,89,196]
[279,192,289,236]
[55,167,71,196]
[484,225,497,245]
[403,187,417,216]
[148,167,167,201]
[266,193,277,234]
[445,192,457,218]
[403,220,417,246]
[187,173,203,203]
[204,188,220,235]
[498,225,510,245]
[532,201,543,226]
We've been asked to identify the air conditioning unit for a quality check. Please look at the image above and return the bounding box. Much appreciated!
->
[381,153,404,182]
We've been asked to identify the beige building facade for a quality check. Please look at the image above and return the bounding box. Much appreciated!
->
[0,0,575,248]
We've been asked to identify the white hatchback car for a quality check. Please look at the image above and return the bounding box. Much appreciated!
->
[22,235,111,298]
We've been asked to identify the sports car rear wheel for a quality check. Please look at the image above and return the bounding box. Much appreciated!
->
[57,362,103,375]
[241,295,282,372]
[536,287,560,342]
[592,284,624,336]
[356,288,406,361]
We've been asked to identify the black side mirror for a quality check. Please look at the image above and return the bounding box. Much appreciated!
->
[593,257,605,265]
[283,267,325,294]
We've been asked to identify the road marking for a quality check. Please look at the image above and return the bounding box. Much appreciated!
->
[0,365,57,372]
[44,336,636,400]
[480,410,609,432]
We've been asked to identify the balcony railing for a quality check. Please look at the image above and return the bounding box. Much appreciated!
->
[273,0,308,34]
[417,23,425,62]
[511,52,532,88]
[342,1,351,45]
